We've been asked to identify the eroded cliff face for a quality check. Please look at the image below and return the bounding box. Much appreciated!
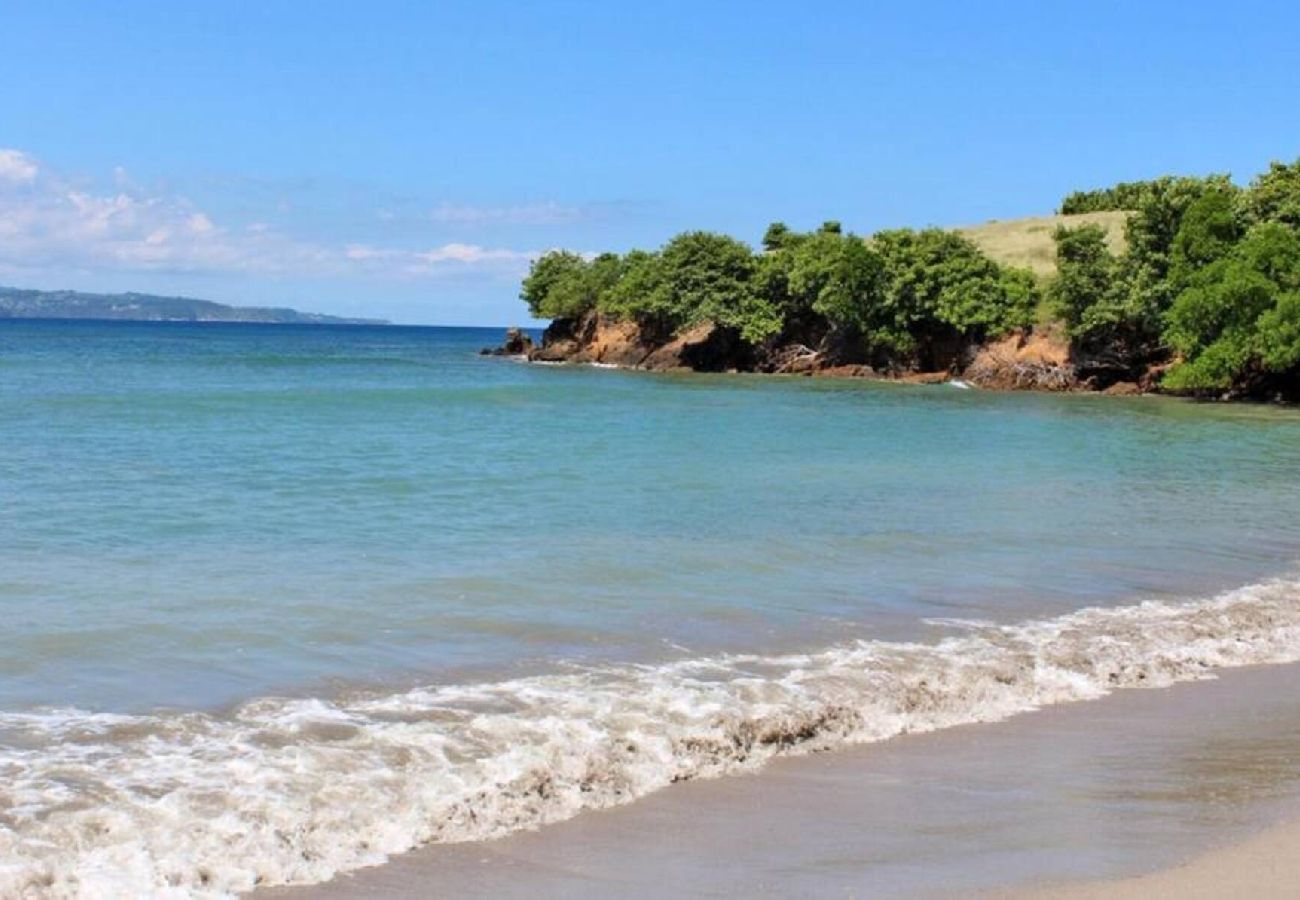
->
[963,328,1077,391]
[526,312,756,372]
[494,312,1124,393]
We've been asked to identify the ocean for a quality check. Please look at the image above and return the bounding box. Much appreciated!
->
[3,319,1300,896]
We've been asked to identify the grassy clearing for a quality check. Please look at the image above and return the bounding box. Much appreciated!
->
[958,210,1131,277]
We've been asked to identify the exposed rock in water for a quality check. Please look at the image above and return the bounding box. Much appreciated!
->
[480,327,535,356]
[898,371,953,385]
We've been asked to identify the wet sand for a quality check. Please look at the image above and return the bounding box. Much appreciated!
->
[1021,819,1300,898]
[264,661,1300,898]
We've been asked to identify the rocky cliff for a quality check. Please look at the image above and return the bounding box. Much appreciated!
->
[490,312,1163,395]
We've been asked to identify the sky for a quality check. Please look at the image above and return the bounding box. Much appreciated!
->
[1,1,1298,325]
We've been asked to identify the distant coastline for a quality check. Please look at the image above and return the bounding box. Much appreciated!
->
[0,286,388,325]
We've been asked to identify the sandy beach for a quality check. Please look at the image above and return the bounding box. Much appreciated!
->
[264,661,1300,898]
[1022,820,1300,899]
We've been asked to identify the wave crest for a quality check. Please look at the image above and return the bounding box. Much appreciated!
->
[4,577,1300,898]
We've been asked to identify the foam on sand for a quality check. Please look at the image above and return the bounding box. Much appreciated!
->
[3,576,1300,898]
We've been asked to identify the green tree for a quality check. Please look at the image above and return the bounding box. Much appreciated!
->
[786,230,885,335]
[1120,175,1235,314]
[1059,179,1160,214]
[1258,292,1300,373]
[762,222,797,252]
[1163,223,1300,392]
[871,228,1036,353]
[1053,175,1235,363]
[1242,159,1300,228]
[1051,224,1116,338]
[1169,186,1243,289]
[520,251,592,319]
[601,250,666,321]
[652,231,780,342]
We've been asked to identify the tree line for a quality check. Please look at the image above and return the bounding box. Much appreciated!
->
[520,157,1300,395]
[522,221,1037,370]
[1051,159,1300,394]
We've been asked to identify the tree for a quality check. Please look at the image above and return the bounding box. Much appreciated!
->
[1169,186,1243,289]
[1120,175,1235,315]
[652,232,781,342]
[1242,159,1300,228]
[1163,223,1300,392]
[871,228,1036,354]
[786,230,885,335]
[520,251,592,319]
[1059,179,1161,214]
[762,222,796,252]
[1258,292,1300,373]
[1051,224,1116,339]
[601,250,667,322]
[1051,175,1236,365]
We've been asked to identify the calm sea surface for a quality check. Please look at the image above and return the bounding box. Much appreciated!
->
[4,319,1300,895]
[4,320,1299,711]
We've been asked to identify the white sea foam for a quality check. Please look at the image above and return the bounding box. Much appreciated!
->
[3,577,1300,898]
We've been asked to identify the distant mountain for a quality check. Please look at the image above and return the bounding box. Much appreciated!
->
[0,287,388,325]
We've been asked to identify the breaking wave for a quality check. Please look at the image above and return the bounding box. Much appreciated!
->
[4,576,1300,898]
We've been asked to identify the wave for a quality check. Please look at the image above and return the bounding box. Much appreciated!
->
[4,576,1300,898]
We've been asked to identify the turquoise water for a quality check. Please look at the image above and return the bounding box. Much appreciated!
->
[4,321,1300,712]
[4,319,1300,895]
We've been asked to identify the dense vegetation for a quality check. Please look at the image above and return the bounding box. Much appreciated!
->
[521,157,1300,397]
[1051,159,1300,395]
[522,221,1038,369]
[1059,178,1188,215]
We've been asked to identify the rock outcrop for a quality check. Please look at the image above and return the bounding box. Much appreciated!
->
[487,316,1170,396]
[963,328,1076,391]
[480,327,534,357]
[522,312,753,372]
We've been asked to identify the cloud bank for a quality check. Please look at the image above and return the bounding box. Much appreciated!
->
[0,149,543,282]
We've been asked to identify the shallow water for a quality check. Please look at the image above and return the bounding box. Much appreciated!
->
[3,320,1300,896]
[268,663,1300,899]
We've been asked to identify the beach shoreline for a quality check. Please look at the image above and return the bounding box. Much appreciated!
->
[263,660,1300,899]
[1017,819,1300,899]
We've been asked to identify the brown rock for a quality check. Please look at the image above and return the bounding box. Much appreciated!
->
[962,327,1076,391]
[899,371,952,385]
[640,322,748,372]
[482,326,535,356]
[573,317,652,366]
[812,365,876,378]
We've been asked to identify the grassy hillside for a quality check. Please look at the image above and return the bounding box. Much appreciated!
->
[958,210,1131,277]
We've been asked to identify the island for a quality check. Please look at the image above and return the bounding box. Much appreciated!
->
[0,286,388,325]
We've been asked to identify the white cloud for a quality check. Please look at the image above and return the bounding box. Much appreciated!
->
[416,243,533,264]
[0,149,38,184]
[343,242,537,278]
[430,200,585,226]
[0,149,546,283]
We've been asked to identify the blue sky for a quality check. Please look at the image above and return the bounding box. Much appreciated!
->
[1,1,1297,325]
